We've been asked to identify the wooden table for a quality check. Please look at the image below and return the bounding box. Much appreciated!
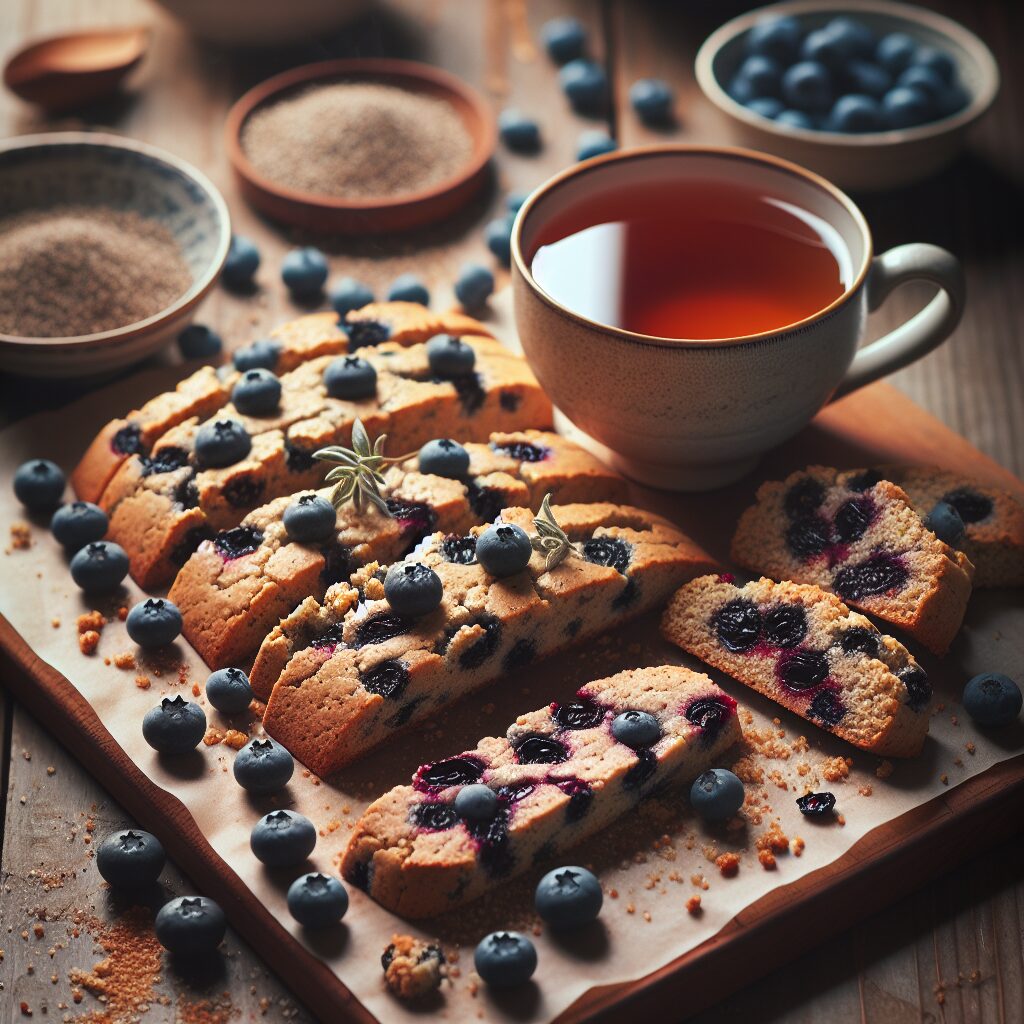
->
[2,1,1022,1021]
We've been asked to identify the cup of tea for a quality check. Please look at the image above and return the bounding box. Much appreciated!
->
[510,146,964,491]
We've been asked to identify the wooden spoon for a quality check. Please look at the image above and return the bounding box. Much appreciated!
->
[4,27,149,111]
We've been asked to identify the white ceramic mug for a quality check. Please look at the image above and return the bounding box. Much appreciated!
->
[511,146,965,491]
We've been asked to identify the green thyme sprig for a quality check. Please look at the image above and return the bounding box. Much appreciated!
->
[531,493,582,571]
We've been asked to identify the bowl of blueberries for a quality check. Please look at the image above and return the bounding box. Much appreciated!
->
[695,0,999,190]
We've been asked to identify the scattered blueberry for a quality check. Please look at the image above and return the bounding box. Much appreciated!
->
[576,130,617,161]
[559,59,608,113]
[194,418,251,468]
[474,931,537,988]
[630,78,673,123]
[506,191,529,214]
[426,334,476,376]
[962,673,1022,727]
[97,829,166,887]
[222,235,260,289]
[323,355,377,401]
[142,696,206,754]
[50,501,107,550]
[14,458,65,510]
[782,61,834,113]
[498,109,541,151]
[914,45,956,85]
[876,32,918,74]
[925,500,966,546]
[387,273,429,306]
[485,215,514,266]
[281,247,328,296]
[232,368,281,416]
[541,16,586,64]
[287,873,349,928]
[205,667,254,714]
[232,338,280,372]
[896,65,945,101]
[826,94,882,133]
[747,96,785,119]
[250,809,317,867]
[796,791,836,817]
[882,85,933,128]
[283,493,337,544]
[178,324,223,360]
[475,523,532,577]
[801,28,853,70]
[690,768,745,822]
[155,896,226,955]
[384,562,443,617]
[776,109,816,129]
[745,15,801,64]
[70,541,129,592]
[328,277,374,317]
[126,598,182,648]
[454,263,494,312]
[418,438,470,479]
[843,60,892,99]
[610,709,661,748]
[535,866,603,928]
[732,55,783,101]
[453,783,499,822]
[233,738,295,794]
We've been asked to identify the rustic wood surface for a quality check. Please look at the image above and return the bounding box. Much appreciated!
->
[1,1,1022,1022]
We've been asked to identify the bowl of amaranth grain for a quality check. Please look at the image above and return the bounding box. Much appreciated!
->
[0,133,230,378]
[226,59,496,234]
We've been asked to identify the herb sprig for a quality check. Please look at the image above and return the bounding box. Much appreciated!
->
[531,493,582,570]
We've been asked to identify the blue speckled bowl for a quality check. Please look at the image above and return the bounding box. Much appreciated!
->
[0,132,230,377]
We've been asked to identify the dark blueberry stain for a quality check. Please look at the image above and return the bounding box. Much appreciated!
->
[503,639,536,671]
[344,317,390,349]
[385,698,425,729]
[441,534,477,564]
[285,442,316,473]
[354,613,415,648]
[555,778,593,821]
[777,650,830,691]
[348,860,370,891]
[415,756,485,792]
[838,627,880,657]
[170,526,214,566]
[458,616,502,669]
[466,481,504,524]
[141,446,191,476]
[833,554,908,601]
[385,498,435,546]
[172,477,200,510]
[784,477,826,518]
[898,665,932,711]
[513,735,568,764]
[713,598,762,652]
[941,487,993,524]
[684,695,735,745]
[360,660,409,699]
[213,525,263,560]
[490,441,550,462]
[612,577,639,610]
[223,475,264,509]
[833,497,874,543]
[320,543,354,585]
[410,802,459,831]
[786,515,831,558]
[308,622,345,652]
[808,689,846,725]
[551,698,606,731]
[582,536,631,574]
[846,469,885,492]
[763,605,807,648]
[499,391,522,412]
[622,749,657,790]
[565,617,582,637]
[445,372,487,415]
[112,422,143,456]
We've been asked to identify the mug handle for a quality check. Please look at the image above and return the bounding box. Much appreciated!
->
[831,243,965,401]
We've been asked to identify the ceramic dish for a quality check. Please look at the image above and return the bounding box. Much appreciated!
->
[695,0,999,191]
[225,59,495,234]
[0,132,229,378]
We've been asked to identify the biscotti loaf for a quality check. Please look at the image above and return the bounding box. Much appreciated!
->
[732,467,974,654]
[171,431,628,668]
[340,666,742,918]
[259,503,715,775]
[662,575,931,757]
[98,336,552,588]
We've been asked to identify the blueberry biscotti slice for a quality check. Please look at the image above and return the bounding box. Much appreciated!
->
[340,665,742,918]
[662,575,931,757]
[259,503,715,775]
[731,467,974,654]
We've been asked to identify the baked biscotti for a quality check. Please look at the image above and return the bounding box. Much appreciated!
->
[662,575,931,757]
[732,467,974,654]
[259,502,715,775]
[340,666,742,918]
[171,431,628,668]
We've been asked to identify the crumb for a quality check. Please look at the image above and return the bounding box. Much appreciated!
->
[10,523,32,550]
[796,761,811,776]
[758,850,777,870]
[134,675,151,690]
[203,728,224,746]
[223,729,248,750]
[117,606,128,621]
[191,683,201,698]
[113,651,136,670]
[791,837,805,857]
[77,611,105,633]
[876,760,894,779]
[686,895,702,915]
[836,814,846,826]
[820,756,851,782]
[965,742,975,755]
[51,618,60,629]
[33,924,44,938]
[625,903,636,914]
[715,853,740,878]
[381,935,445,1001]
[78,630,100,655]
[859,785,873,796]
[45,767,55,777]
[940,774,949,786]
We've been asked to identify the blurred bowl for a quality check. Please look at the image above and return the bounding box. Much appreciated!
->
[695,0,999,190]
[0,132,230,378]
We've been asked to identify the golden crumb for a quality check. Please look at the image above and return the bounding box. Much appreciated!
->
[758,850,777,870]
[77,611,105,633]
[791,837,805,856]
[686,895,702,915]
[203,728,224,746]
[859,785,873,796]
[78,630,100,655]
[223,729,248,750]
[134,675,151,690]
[51,618,60,629]
[117,606,128,621]
[382,934,445,1001]
[191,682,201,697]
[249,699,267,717]
[940,774,949,785]
[965,742,976,755]
[875,760,894,779]
[820,756,851,782]
[715,852,740,878]
[10,522,32,549]
[113,651,136,670]
[756,822,789,854]
[796,761,811,776]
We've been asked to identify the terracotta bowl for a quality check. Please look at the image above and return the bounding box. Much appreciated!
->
[0,133,230,378]
[695,0,999,191]
[225,59,496,235]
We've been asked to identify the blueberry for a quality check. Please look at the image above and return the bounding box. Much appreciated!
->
[913,46,956,85]
[713,598,762,653]
[142,696,206,754]
[323,355,377,401]
[474,932,537,988]
[801,28,852,70]
[746,96,784,119]
[70,541,129,592]
[559,59,607,113]
[882,85,933,128]
[453,783,498,822]
[506,191,529,214]
[418,438,470,479]
[386,273,429,305]
[50,501,107,550]
[454,263,494,312]
[232,368,281,416]
[155,896,226,955]
[475,523,532,577]
[287,873,349,928]
[576,130,617,162]
[426,334,476,376]
[535,866,602,928]
[205,667,254,714]
[328,277,374,317]
[897,65,945,100]
[611,709,661,748]
[782,62,834,113]
[498,109,541,151]
[924,500,966,546]
[233,737,295,794]
[821,16,876,60]
[232,338,280,372]
[384,562,443,617]
[97,829,166,887]
[541,16,586,64]
[484,216,514,266]
[194,418,251,468]
[282,247,328,296]
[876,31,918,74]
[745,15,801,64]
[842,60,892,99]
[630,78,673,123]
[14,458,65,510]
[126,598,182,648]
[222,235,260,289]
[178,324,223,360]
[826,94,882,133]
[690,768,745,822]
[776,109,817,130]
[283,493,337,544]
[796,791,836,817]
[732,55,783,101]
[250,809,316,867]
[962,673,1022,727]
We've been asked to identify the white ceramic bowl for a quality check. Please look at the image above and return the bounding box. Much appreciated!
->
[695,0,999,191]
[0,133,230,378]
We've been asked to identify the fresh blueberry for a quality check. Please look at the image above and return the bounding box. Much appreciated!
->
[912,46,956,85]
[732,55,783,101]
[178,324,223,360]
[418,438,470,479]
[881,85,933,128]
[796,791,836,817]
[206,667,254,714]
[194,418,251,468]
[484,216,514,266]
[14,458,65,510]
[232,368,281,416]
[222,235,260,289]
[746,96,785,119]
[630,78,674,123]
[897,65,945,100]
[690,768,745,822]
[776,109,817,130]
[323,355,377,401]
[386,273,430,305]
[782,62,834,113]
[821,16,876,60]
[559,59,608,113]
[576,130,617,161]
[745,15,801,64]
[454,263,494,312]
[50,501,107,550]
[453,783,499,822]
[924,500,966,546]
[498,109,541,151]
[283,493,337,544]
[842,60,892,99]
[474,932,537,988]
[142,696,206,754]
[962,673,1022,727]
[535,866,602,929]
[287,872,349,928]
[475,523,532,577]
[97,829,166,887]
[801,28,852,70]
[876,31,918,74]
[826,94,882,133]
[70,541,129,592]
[426,334,476,376]
[541,16,586,64]
[250,809,316,867]
[155,896,226,955]
[506,191,529,214]
[233,738,295,794]
[610,709,661,748]
[233,338,280,372]
[282,247,328,296]
[385,562,443,617]
[126,598,183,648]
[328,277,374,317]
